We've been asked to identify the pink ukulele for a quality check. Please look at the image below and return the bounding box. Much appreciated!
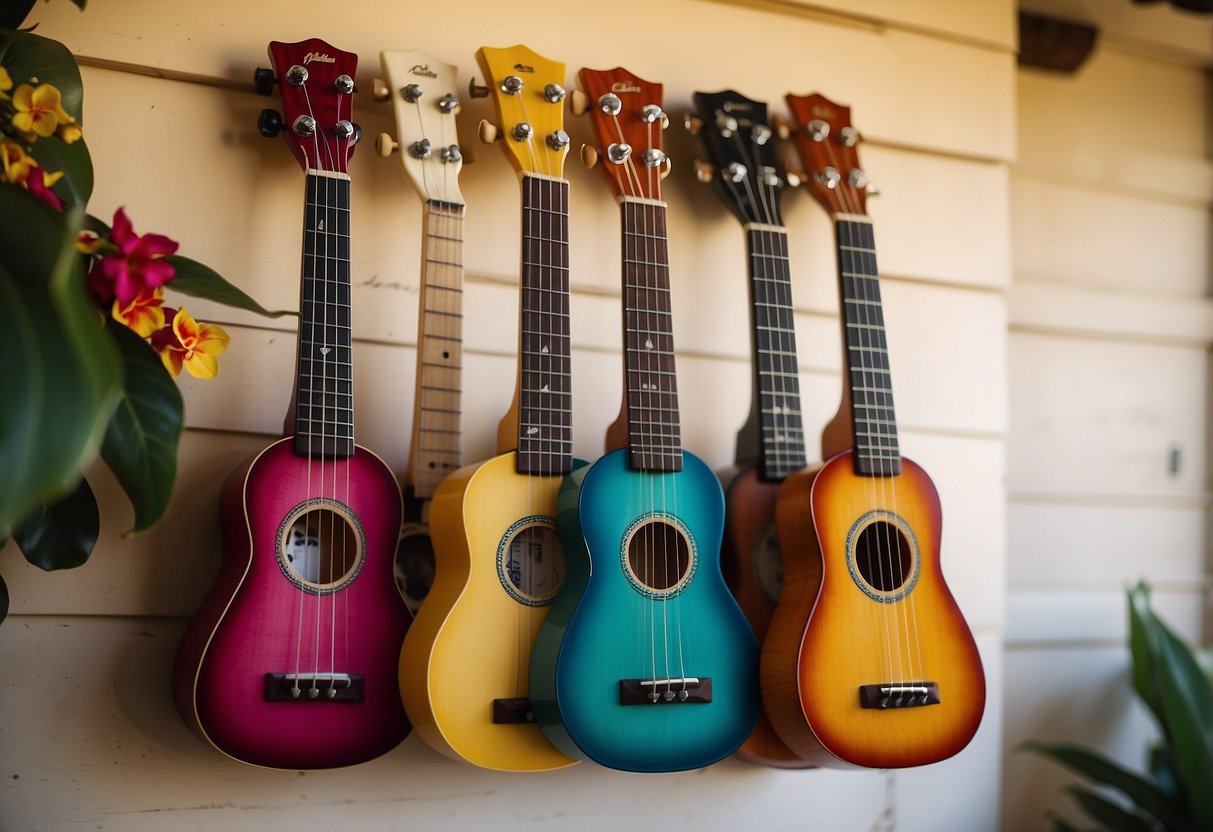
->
[172,38,410,769]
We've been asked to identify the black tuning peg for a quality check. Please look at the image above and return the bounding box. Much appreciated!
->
[253,67,276,96]
[257,108,283,138]
[352,123,363,145]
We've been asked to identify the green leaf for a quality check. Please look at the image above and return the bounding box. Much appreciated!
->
[1148,744,1180,798]
[0,0,38,29]
[99,322,183,534]
[0,571,8,625]
[14,477,98,570]
[1129,583,1164,723]
[0,190,121,536]
[71,0,86,9]
[166,255,295,318]
[1065,785,1156,832]
[1023,741,1192,832]
[0,29,92,205]
[1155,628,1213,827]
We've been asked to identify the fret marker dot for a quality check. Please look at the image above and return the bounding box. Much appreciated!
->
[526,427,539,436]
[541,383,550,392]
[644,338,654,350]
[319,347,331,355]
[540,345,549,354]
[318,219,326,231]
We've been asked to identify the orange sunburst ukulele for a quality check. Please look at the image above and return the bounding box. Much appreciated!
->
[760,93,985,769]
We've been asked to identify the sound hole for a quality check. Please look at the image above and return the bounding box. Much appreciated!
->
[853,520,913,594]
[279,504,361,592]
[498,519,564,606]
[751,521,783,603]
[626,519,692,595]
[395,524,434,616]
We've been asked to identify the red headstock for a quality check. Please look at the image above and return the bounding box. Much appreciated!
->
[260,38,359,173]
[577,67,668,201]
[785,93,868,217]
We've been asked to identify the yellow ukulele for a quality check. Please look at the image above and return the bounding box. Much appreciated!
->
[397,44,580,772]
[760,93,985,768]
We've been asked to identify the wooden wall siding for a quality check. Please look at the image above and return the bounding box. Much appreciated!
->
[3,0,1014,829]
[1002,30,1213,832]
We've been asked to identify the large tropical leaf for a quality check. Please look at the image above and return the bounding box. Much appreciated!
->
[1129,583,1163,722]
[0,29,92,206]
[1023,741,1192,832]
[1154,628,1213,827]
[166,255,295,318]
[0,0,37,29]
[99,322,183,534]
[14,476,98,570]
[1065,785,1158,832]
[0,191,121,536]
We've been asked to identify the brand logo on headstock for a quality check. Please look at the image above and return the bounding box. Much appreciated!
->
[303,52,336,65]
[722,100,753,112]
[810,104,837,119]
[611,82,641,94]
[513,63,535,73]
[410,64,438,78]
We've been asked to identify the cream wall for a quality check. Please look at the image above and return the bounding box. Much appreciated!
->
[1,1,1016,830]
[1001,8,1213,829]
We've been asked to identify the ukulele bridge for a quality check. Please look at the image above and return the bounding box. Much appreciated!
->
[619,677,712,705]
[263,672,365,702]
[858,682,940,709]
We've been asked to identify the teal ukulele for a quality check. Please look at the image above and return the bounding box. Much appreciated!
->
[529,66,760,773]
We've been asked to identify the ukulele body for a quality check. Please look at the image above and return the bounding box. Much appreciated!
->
[763,449,985,768]
[173,437,409,769]
[531,448,760,772]
[400,451,582,771]
[721,465,815,768]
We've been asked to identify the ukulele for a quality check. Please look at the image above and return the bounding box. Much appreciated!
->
[528,67,759,773]
[172,38,410,769]
[688,90,813,769]
[396,44,581,772]
[370,52,466,616]
[760,92,985,768]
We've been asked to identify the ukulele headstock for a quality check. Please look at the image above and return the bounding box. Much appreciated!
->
[257,38,359,173]
[375,51,465,204]
[689,90,786,226]
[785,93,867,217]
[576,67,668,201]
[473,45,569,179]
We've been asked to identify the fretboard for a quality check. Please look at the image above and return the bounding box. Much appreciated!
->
[410,199,465,497]
[744,223,807,481]
[294,170,354,459]
[516,174,573,476]
[621,198,682,473]
[836,216,900,476]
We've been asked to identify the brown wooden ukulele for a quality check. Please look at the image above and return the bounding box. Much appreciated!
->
[760,93,985,769]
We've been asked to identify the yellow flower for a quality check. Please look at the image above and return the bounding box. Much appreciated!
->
[0,139,35,183]
[0,66,12,101]
[75,230,103,254]
[57,123,82,144]
[154,307,230,380]
[112,286,165,338]
[12,83,74,139]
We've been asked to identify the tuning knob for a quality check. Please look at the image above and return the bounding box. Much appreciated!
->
[683,113,703,135]
[253,67,276,96]
[580,144,599,170]
[569,90,590,117]
[257,108,283,138]
[772,114,793,141]
[375,133,399,157]
[693,159,714,184]
[468,78,490,99]
[786,170,805,188]
[660,157,673,180]
[478,119,500,144]
[371,78,390,102]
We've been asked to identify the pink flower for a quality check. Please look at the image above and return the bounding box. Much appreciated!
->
[91,207,178,305]
[23,165,63,211]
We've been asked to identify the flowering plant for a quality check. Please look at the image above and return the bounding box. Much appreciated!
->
[0,2,289,623]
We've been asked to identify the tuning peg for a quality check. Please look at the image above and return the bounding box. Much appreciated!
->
[375,132,399,157]
[253,67,276,96]
[683,113,703,135]
[693,159,714,184]
[580,144,599,170]
[866,183,881,198]
[772,114,793,141]
[660,157,673,180]
[468,78,490,99]
[371,78,391,102]
[785,170,805,188]
[478,119,500,144]
[257,108,283,138]
[569,90,590,117]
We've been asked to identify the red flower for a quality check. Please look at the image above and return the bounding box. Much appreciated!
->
[91,207,178,305]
